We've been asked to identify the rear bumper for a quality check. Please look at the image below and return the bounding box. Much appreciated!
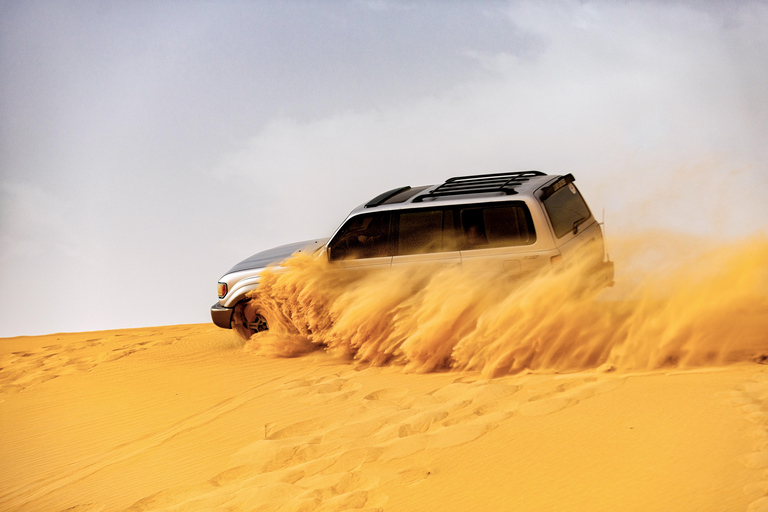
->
[211,302,233,329]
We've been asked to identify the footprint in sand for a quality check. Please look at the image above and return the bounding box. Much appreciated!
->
[325,418,388,440]
[0,335,182,395]
[119,371,629,512]
[314,379,346,394]
[394,467,433,486]
[363,388,413,408]
[364,388,409,401]
[279,374,362,405]
[520,377,626,417]
[398,411,449,437]
[280,378,313,393]
[309,377,362,405]
[519,396,577,416]
[266,417,337,440]
[0,350,72,393]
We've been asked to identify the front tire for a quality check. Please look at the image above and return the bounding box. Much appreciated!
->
[233,300,269,340]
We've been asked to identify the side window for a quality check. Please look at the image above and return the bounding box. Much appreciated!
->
[328,213,391,260]
[460,208,488,247]
[460,204,536,249]
[397,210,446,255]
[542,185,591,239]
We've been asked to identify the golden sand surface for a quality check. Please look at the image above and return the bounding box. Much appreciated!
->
[3,234,767,510]
[1,323,767,512]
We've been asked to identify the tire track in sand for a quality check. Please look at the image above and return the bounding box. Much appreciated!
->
[0,333,181,395]
[0,369,307,511]
[118,371,625,512]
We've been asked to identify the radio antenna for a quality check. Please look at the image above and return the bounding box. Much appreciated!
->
[601,208,611,262]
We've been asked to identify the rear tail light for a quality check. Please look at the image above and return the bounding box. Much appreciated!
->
[217,282,228,298]
[550,254,563,266]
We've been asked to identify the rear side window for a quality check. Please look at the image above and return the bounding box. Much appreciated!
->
[396,208,456,255]
[329,213,391,260]
[459,203,536,249]
[542,184,591,238]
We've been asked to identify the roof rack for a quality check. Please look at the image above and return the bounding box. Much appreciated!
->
[412,171,546,202]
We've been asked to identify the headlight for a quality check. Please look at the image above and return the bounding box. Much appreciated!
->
[217,282,228,298]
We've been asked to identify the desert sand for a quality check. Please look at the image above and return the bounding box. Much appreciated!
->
[2,234,767,511]
[1,323,767,512]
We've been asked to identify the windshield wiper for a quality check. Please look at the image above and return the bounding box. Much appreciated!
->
[572,217,588,235]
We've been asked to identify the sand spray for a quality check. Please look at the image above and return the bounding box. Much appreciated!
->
[242,232,768,376]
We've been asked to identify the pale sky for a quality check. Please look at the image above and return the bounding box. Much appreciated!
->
[1,0,767,337]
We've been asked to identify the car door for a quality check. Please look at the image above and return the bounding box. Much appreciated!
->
[457,202,545,277]
[327,212,393,269]
[390,207,461,270]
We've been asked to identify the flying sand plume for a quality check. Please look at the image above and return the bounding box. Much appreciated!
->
[240,233,768,376]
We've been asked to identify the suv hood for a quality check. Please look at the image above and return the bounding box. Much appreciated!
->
[226,238,328,274]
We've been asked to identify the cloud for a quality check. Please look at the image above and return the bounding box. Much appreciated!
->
[213,1,767,242]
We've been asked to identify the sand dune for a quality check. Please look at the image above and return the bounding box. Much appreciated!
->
[1,323,767,511]
[2,234,767,510]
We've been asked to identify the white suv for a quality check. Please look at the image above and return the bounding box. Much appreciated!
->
[211,171,614,338]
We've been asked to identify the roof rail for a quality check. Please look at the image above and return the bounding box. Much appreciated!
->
[365,186,411,208]
[413,171,546,202]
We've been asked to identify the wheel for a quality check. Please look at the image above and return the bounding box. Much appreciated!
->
[233,300,269,340]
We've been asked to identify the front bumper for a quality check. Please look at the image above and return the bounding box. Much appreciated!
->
[211,302,233,329]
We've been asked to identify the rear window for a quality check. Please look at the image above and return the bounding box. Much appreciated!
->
[542,184,591,238]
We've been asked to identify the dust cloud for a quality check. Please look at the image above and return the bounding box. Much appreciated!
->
[243,233,768,376]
